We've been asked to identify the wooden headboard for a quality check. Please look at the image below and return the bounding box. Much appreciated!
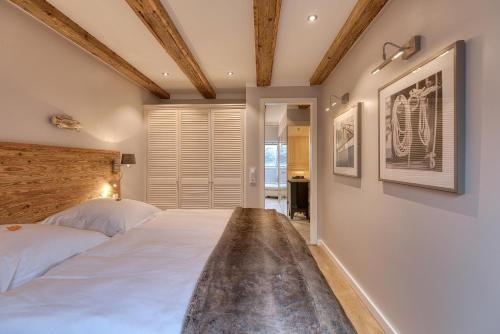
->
[0,142,120,225]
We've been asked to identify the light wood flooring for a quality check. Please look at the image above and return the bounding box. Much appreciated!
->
[266,197,382,333]
[309,245,385,334]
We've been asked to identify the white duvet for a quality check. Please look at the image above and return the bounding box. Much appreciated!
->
[0,209,233,334]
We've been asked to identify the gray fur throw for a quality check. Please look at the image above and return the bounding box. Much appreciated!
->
[182,208,356,334]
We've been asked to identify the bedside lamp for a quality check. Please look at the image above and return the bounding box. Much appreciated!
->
[121,154,136,168]
[111,153,136,201]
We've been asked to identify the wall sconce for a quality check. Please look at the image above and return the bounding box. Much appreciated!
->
[113,153,136,173]
[371,36,421,75]
[100,183,112,198]
[325,93,349,112]
[111,153,136,201]
[121,154,136,168]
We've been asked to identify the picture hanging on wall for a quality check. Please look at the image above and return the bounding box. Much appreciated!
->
[333,102,362,177]
[378,41,465,193]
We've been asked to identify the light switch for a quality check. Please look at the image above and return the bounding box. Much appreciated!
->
[249,167,256,185]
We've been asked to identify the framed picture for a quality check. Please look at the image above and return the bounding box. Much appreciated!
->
[333,102,362,177]
[378,41,465,193]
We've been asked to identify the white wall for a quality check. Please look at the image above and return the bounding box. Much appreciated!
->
[0,2,159,200]
[318,0,500,333]
[245,86,319,208]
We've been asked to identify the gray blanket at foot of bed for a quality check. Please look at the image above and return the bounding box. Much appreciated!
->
[182,208,356,334]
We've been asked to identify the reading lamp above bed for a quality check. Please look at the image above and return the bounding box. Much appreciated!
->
[121,154,136,167]
[112,153,136,173]
[111,153,136,200]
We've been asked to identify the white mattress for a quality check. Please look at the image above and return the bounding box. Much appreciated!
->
[0,209,233,334]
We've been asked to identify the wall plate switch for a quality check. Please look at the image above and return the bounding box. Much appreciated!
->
[249,167,257,185]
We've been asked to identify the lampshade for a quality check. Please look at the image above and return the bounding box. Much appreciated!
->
[120,154,136,165]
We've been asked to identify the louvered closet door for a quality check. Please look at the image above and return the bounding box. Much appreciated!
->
[147,109,178,209]
[179,109,211,208]
[211,109,244,209]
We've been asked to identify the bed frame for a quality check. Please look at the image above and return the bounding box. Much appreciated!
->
[0,142,120,225]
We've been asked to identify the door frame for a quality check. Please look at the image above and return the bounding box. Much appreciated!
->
[260,98,318,244]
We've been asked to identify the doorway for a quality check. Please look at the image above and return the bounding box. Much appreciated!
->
[262,99,317,244]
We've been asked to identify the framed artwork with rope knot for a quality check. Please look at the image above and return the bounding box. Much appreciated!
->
[378,41,465,193]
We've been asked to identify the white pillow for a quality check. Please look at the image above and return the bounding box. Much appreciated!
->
[42,199,161,237]
[0,224,108,292]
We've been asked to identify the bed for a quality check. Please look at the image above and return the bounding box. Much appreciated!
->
[0,142,355,334]
[0,209,231,333]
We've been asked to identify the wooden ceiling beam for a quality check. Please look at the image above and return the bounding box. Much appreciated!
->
[8,0,170,99]
[309,0,389,85]
[253,0,282,87]
[126,0,216,99]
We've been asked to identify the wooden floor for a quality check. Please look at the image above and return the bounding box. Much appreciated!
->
[309,245,385,334]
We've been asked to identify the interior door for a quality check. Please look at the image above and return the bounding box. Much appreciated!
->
[211,108,244,208]
[147,109,179,209]
[179,109,211,208]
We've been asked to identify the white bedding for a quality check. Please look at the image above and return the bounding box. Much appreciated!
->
[0,209,233,334]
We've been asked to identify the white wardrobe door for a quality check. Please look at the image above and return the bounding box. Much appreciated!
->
[179,109,211,208]
[211,109,244,209]
[147,109,178,209]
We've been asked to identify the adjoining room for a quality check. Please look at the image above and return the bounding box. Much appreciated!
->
[265,102,311,242]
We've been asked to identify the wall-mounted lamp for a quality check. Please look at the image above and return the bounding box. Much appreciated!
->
[121,154,136,168]
[100,183,112,198]
[371,36,421,75]
[111,153,136,201]
[325,93,349,112]
[113,153,136,173]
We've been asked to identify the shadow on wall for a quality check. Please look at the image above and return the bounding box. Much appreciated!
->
[382,182,479,218]
[334,176,361,189]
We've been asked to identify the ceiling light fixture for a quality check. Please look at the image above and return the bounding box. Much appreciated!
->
[162,72,170,77]
[226,71,234,77]
[371,36,421,75]
[307,14,318,22]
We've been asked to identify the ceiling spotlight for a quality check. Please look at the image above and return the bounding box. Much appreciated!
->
[307,14,318,22]
[226,71,234,77]
[162,72,170,77]
[371,36,421,75]
[325,107,330,112]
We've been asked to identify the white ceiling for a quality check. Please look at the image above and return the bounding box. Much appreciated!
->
[47,0,355,98]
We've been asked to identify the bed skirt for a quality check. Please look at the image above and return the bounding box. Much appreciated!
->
[182,207,356,334]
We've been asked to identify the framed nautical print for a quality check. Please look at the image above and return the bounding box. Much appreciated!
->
[333,102,361,177]
[378,41,465,193]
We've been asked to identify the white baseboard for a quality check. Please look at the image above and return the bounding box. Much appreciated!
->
[318,239,398,334]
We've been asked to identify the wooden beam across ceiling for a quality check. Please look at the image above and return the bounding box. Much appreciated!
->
[8,0,170,99]
[253,0,282,87]
[309,0,389,85]
[126,0,216,99]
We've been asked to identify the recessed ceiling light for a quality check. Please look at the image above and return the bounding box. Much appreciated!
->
[162,72,170,77]
[307,14,318,22]
[226,71,234,77]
